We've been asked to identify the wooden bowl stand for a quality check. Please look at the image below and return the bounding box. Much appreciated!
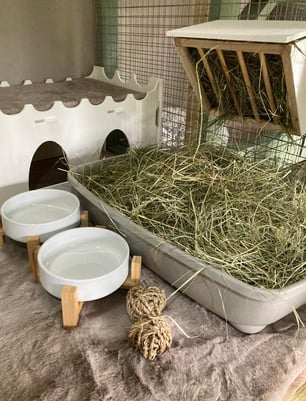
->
[0,211,142,329]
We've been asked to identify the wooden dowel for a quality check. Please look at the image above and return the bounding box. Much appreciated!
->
[259,52,279,124]
[197,48,221,111]
[236,50,260,122]
[281,47,300,133]
[216,49,242,116]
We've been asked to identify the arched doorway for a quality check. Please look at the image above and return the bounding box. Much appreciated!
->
[29,141,68,190]
[101,130,129,158]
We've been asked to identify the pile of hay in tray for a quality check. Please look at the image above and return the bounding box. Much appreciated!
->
[74,143,306,289]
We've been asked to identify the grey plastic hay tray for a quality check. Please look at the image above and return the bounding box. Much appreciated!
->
[68,160,306,334]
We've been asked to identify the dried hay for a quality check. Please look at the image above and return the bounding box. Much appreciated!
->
[73,143,306,289]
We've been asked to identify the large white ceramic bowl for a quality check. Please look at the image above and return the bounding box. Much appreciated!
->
[37,227,130,301]
[1,189,80,243]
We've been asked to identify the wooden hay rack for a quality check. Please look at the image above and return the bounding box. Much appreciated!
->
[167,20,306,135]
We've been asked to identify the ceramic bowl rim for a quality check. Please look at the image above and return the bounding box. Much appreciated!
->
[37,226,130,282]
[1,188,80,227]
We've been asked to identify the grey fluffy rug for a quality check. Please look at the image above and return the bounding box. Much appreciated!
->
[0,238,305,401]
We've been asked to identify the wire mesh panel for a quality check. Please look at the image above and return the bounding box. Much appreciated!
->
[96,0,210,145]
[95,0,306,164]
[210,1,306,21]
[205,117,306,166]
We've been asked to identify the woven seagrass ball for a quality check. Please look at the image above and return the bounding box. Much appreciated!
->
[126,286,167,322]
[128,316,172,360]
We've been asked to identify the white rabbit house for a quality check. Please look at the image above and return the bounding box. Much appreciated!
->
[0,1,162,207]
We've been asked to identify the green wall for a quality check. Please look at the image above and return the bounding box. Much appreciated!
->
[96,0,118,76]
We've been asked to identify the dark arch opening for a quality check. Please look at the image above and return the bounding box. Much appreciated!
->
[101,129,129,158]
[29,141,68,190]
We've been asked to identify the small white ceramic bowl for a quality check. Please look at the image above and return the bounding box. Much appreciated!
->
[1,189,80,243]
[37,227,130,301]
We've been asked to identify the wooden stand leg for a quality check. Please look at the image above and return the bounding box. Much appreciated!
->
[26,236,40,272]
[121,255,142,289]
[61,286,84,329]
[131,255,142,285]
[32,246,40,284]
[80,210,89,227]
[0,216,4,246]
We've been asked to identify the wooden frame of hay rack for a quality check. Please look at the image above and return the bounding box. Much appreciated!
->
[166,20,306,135]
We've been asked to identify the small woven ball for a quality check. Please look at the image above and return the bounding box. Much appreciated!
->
[126,286,166,322]
[128,316,172,360]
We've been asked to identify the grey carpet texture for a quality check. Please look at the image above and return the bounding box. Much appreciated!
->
[0,238,305,401]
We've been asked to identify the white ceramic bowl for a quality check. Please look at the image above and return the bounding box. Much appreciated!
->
[37,227,130,301]
[1,189,80,243]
